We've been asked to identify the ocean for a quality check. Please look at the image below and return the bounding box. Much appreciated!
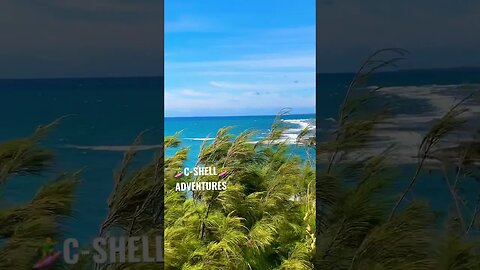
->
[165,114,316,168]
[1,68,479,243]
[318,68,480,217]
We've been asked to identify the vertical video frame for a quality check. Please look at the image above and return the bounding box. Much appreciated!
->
[164,0,316,269]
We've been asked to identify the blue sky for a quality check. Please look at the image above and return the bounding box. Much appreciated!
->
[165,0,316,117]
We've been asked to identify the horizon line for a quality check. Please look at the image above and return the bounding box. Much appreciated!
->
[318,65,480,75]
[0,75,163,81]
[0,66,478,80]
[165,112,316,118]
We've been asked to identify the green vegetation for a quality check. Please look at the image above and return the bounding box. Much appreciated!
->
[164,114,316,270]
[0,120,79,269]
[316,49,480,269]
[0,121,165,270]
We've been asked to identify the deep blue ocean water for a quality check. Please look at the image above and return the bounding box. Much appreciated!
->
[0,77,163,243]
[317,68,480,119]
[318,68,480,220]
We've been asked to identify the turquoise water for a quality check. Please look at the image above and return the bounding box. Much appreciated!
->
[165,114,316,167]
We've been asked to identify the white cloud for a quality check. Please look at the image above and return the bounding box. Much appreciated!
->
[165,51,315,116]
[166,54,314,70]
[261,25,316,43]
[212,25,315,50]
[178,89,211,97]
[190,71,313,77]
[165,16,220,33]
[165,90,315,117]
[209,81,314,91]
[164,23,315,115]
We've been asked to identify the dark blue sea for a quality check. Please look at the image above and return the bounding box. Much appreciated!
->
[318,68,480,221]
[0,77,163,244]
